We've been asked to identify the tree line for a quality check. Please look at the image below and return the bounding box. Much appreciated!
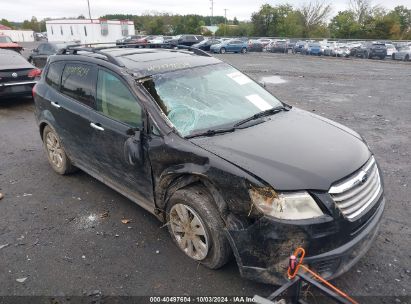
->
[1,0,410,40]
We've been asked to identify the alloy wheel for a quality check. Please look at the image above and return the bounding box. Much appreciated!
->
[45,131,64,169]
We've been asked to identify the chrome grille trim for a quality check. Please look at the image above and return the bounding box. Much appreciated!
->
[329,156,382,221]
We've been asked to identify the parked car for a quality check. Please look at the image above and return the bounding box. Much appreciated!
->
[33,45,385,285]
[210,39,248,54]
[304,42,323,55]
[323,42,337,56]
[116,35,144,46]
[350,42,387,59]
[258,38,272,48]
[28,42,76,68]
[334,44,350,57]
[269,40,288,53]
[0,49,41,99]
[385,43,397,57]
[192,39,222,51]
[165,35,204,47]
[292,41,306,54]
[392,45,411,61]
[247,40,263,52]
[0,35,23,53]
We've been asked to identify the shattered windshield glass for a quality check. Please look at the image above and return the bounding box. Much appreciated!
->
[142,63,282,137]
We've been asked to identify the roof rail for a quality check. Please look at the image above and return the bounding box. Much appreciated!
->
[57,46,125,67]
[175,45,211,57]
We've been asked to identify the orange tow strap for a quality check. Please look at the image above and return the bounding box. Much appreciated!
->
[287,247,359,304]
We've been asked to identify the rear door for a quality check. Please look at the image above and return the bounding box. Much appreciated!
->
[89,67,154,210]
[44,61,98,170]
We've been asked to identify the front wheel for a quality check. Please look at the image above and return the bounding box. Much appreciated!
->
[220,47,226,54]
[166,185,231,269]
[241,47,247,54]
[43,125,77,175]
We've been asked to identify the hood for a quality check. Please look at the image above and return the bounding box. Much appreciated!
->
[190,108,370,191]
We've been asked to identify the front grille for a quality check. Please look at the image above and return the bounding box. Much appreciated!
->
[329,156,382,221]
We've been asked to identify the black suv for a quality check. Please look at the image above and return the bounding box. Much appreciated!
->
[33,46,385,284]
[165,35,204,47]
[350,42,387,59]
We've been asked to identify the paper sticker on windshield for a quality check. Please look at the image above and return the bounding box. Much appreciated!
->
[246,94,273,111]
[227,72,252,85]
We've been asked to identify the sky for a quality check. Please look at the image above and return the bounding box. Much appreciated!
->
[2,0,411,22]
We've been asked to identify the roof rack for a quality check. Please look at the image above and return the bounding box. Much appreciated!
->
[56,42,211,67]
[57,46,125,67]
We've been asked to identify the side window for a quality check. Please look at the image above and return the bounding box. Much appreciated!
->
[45,62,65,90]
[96,69,142,128]
[61,63,95,107]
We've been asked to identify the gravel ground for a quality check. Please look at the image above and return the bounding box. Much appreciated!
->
[0,44,410,303]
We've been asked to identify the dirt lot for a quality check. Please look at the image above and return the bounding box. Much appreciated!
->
[0,46,410,303]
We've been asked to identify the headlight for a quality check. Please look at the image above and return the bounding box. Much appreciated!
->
[249,187,323,220]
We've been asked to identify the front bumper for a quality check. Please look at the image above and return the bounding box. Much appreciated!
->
[226,195,385,285]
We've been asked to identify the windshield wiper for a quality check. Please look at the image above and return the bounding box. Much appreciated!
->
[186,127,235,139]
[234,105,290,128]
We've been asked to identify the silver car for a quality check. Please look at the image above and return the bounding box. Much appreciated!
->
[392,46,411,61]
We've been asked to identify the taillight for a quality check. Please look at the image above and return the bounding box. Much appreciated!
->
[28,68,42,78]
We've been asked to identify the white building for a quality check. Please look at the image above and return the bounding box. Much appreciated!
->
[0,30,34,42]
[46,19,135,44]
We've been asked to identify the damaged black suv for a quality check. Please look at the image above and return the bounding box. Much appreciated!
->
[33,46,385,284]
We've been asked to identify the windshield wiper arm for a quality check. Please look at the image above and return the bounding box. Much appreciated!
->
[186,127,235,139]
[234,106,289,128]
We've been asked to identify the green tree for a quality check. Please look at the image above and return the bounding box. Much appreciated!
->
[329,10,360,38]
[0,18,13,29]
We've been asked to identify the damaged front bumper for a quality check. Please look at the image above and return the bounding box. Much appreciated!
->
[226,196,385,285]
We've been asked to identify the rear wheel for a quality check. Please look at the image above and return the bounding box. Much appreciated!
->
[392,53,396,60]
[241,47,247,54]
[42,125,76,175]
[220,47,226,54]
[166,185,231,269]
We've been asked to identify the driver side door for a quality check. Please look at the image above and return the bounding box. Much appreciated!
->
[89,67,155,211]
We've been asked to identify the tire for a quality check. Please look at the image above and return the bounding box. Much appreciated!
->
[392,54,395,60]
[362,52,367,59]
[166,185,231,269]
[241,47,247,54]
[42,125,77,175]
[405,55,409,62]
[220,48,226,54]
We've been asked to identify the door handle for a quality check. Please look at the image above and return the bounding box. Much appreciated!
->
[90,122,104,131]
[51,101,61,108]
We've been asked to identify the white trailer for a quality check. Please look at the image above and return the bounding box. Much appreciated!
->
[46,19,135,44]
[0,30,34,42]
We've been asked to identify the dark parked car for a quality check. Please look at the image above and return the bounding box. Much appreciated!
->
[0,49,41,98]
[191,39,221,51]
[29,42,76,68]
[165,35,204,47]
[247,40,263,52]
[292,40,306,54]
[350,42,387,59]
[116,35,144,46]
[269,40,288,53]
[33,46,385,285]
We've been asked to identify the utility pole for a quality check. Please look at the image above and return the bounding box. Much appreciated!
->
[224,9,228,37]
[210,0,214,26]
[87,0,92,20]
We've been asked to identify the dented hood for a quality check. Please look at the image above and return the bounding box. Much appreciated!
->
[190,108,370,191]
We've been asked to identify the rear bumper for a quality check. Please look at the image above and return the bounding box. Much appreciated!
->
[0,81,36,97]
[226,196,385,285]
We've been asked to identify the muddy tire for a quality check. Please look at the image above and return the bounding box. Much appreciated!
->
[166,185,231,269]
[220,48,226,54]
[42,125,77,175]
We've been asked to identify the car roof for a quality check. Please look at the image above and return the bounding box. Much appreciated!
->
[52,47,221,78]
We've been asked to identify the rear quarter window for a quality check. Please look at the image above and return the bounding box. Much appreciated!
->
[60,63,96,107]
[45,62,65,90]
